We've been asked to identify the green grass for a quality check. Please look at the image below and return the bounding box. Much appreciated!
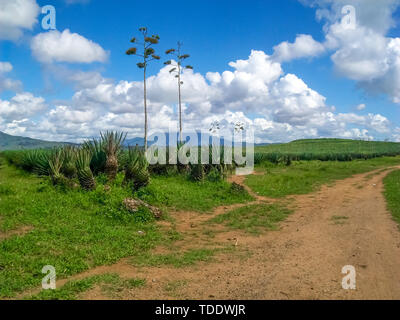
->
[209,203,293,234]
[131,248,217,268]
[0,156,251,298]
[331,215,349,220]
[2,140,399,299]
[383,170,400,226]
[255,139,400,163]
[163,280,188,298]
[331,215,349,225]
[0,163,161,298]
[136,175,253,212]
[27,273,146,300]
[246,157,400,198]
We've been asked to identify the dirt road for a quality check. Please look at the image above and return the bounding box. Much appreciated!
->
[36,167,400,300]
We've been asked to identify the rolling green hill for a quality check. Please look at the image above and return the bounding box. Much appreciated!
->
[0,131,71,151]
[254,138,400,163]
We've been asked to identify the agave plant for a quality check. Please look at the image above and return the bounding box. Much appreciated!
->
[22,149,51,176]
[49,149,67,185]
[100,131,127,181]
[75,149,96,190]
[82,138,106,175]
[60,145,77,179]
[190,163,204,181]
[124,146,150,190]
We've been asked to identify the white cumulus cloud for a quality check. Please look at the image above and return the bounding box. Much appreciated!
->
[272,34,325,62]
[0,92,46,121]
[356,103,366,111]
[301,0,400,104]
[1,50,393,143]
[0,62,22,93]
[31,29,109,64]
[0,62,13,73]
[0,0,40,40]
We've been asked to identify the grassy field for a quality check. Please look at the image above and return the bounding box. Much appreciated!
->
[255,139,400,163]
[0,156,250,298]
[246,157,400,198]
[137,175,252,212]
[384,170,400,226]
[208,203,293,235]
[2,137,400,299]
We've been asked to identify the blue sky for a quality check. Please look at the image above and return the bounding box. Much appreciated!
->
[1,0,400,143]
[3,0,323,91]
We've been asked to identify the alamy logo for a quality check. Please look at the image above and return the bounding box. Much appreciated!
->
[42,265,56,290]
[341,265,356,290]
[341,5,356,30]
[41,5,57,30]
[145,128,254,175]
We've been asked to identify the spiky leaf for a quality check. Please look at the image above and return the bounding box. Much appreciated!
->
[124,146,150,190]
[75,149,96,190]
[101,131,127,182]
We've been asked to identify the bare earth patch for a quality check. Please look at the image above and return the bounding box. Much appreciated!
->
[0,225,33,241]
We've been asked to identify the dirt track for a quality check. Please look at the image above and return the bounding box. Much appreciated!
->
[30,167,400,300]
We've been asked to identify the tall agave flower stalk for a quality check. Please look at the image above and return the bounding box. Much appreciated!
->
[164,42,193,143]
[101,131,127,181]
[176,141,190,174]
[124,146,150,190]
[126,27,161,151]
[75,149,96,191]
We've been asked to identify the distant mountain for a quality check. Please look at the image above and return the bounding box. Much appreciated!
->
[0,130,272,152]
[124,137,146,147]
[0,131,72,151]
[124,132,261,147]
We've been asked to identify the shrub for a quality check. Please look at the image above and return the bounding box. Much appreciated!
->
[48,149,68,186]
[124,146,150,191]
[60,146,78,179]
[190,163,204,181]
[101,131,127,182]
[82,139,107,175]
[75,149,96,191]
[207,166,224,182]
